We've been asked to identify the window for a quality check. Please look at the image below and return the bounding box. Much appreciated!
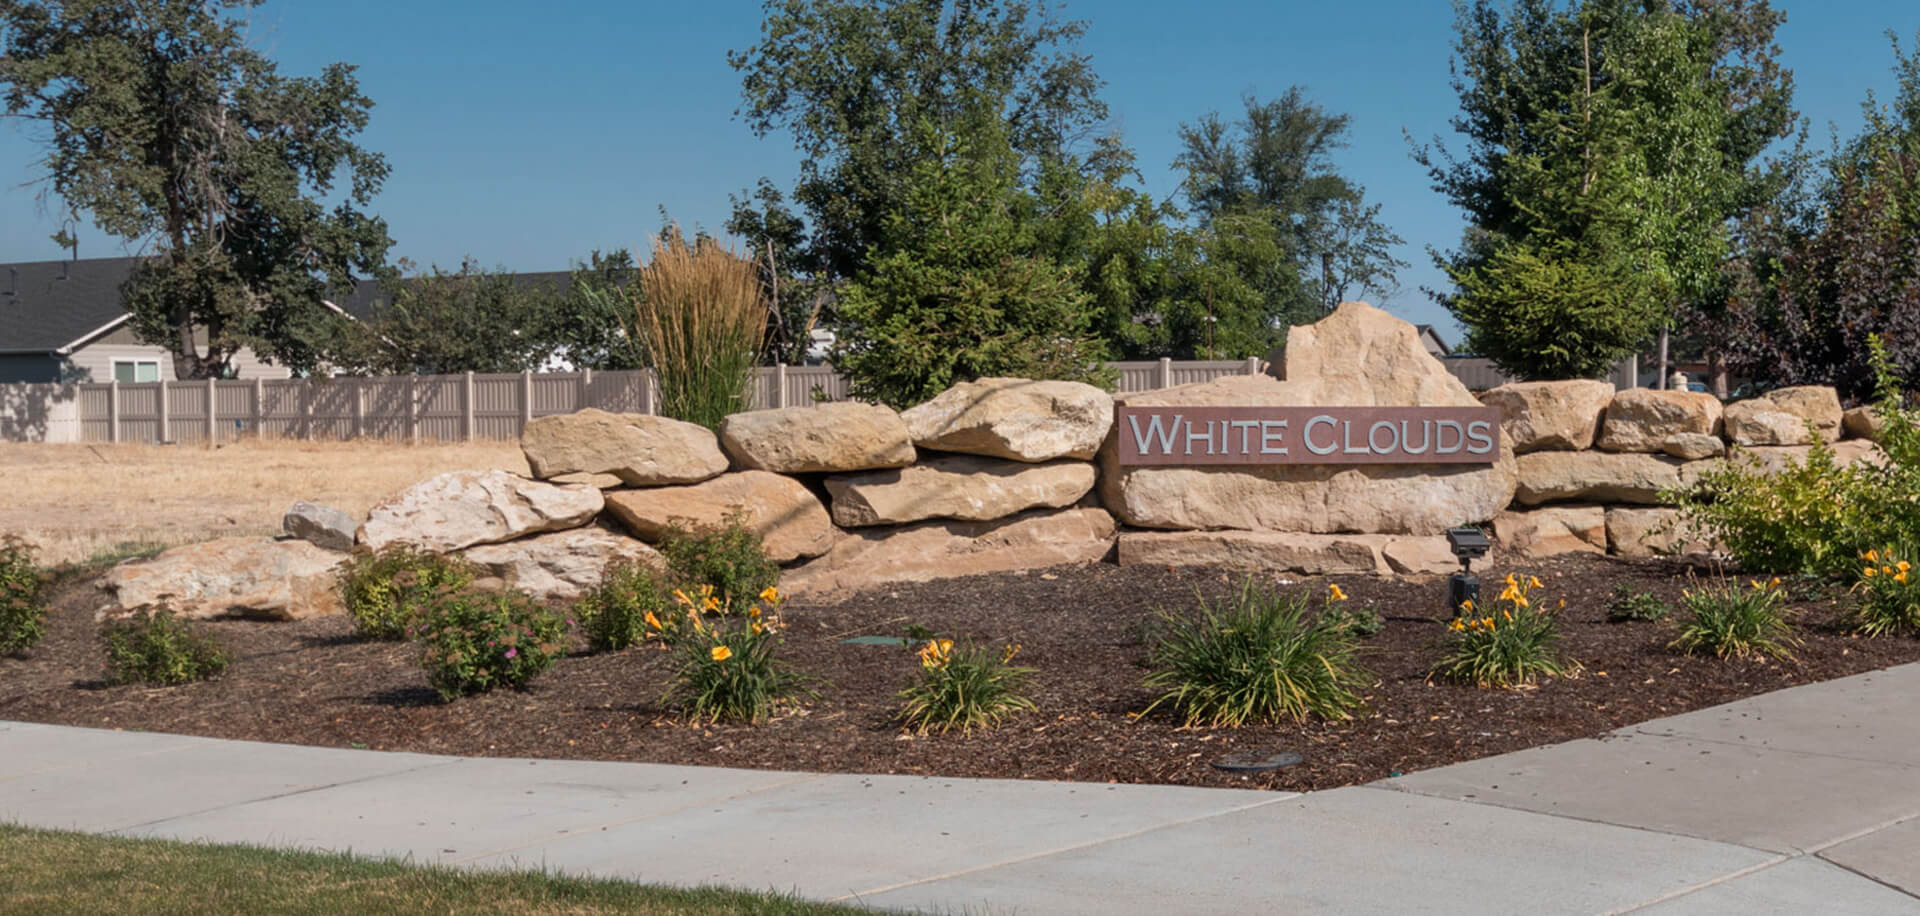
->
[112,359,161,383]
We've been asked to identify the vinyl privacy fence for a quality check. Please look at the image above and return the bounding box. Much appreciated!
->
[2,358,1272,444]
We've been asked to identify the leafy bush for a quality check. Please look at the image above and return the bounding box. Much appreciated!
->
[1431,574,1573,688]
[660,522,780,615]
[415,589,569,701]
[1852,549,1920,638]
[0,536,47,655]
[340,546,475,641]
[664,586,810,724]
[1671,577,1799,660]
[574,561,673,651]
[1606,586,1670,623]
[1142,581,1370,727]
[897,639,1036,735]
[1670,336,1920,577]
[101,609,230,686]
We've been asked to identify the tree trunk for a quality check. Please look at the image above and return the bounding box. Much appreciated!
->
[1708,349,1730,399]
[1656,327,1670,390]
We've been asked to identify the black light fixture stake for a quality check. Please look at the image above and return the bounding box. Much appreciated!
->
[1444,527,1492,616]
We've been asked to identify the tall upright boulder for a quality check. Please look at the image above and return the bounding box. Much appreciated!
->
[1099,303,1517,535]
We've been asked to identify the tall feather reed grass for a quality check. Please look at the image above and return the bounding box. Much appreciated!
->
[632,231,766,429]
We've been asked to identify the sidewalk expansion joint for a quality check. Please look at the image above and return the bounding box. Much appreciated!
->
[1361,784,1787,857]
[105,757,469,836]
[1607,854,1794,914]
[824,794,1296,905]
[1626,727,1920,770]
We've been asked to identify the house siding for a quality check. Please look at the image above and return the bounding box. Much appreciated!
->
[64,325,291,382]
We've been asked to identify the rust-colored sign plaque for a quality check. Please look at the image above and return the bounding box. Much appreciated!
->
[1114,406,1502,466]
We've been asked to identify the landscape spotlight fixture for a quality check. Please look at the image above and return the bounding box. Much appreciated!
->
[1445,527,1492,615]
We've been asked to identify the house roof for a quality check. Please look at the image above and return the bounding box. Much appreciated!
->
[0,257,142,354]
[1415,324,1452,356]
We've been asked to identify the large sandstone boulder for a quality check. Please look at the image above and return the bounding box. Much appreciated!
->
[1514,451,1685,506]
[522,409,729,487]
[1730,440,1886,476]
[462,527,664,603]
[900,377,1114,462]
[1723,386,1844,446]
[1661,433,1726,461]
[781,508,1116,600]
[718,402,915,473]
[1101,304,1517,535]
[1605,507,1689,559]
[1478,380,1614,452]
[283,501,357,552]
[1278,301,1474,406]
[1494,507,1606,558]
[1598,389,1723,452]
[101,537,346,621]
[602,470,834,564]
[826,456,1095,527]
[1844,406,1883,441]
[358,470,603,553]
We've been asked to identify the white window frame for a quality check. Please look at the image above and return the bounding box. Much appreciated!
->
[111,358,162,384]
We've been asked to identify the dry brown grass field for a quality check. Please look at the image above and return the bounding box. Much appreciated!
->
[0,438,527,565]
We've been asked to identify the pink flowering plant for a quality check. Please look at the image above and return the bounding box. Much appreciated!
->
[414,588,569,701]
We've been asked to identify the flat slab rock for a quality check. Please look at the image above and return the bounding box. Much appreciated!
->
[1598,389,1723,452]
[780,508,1116,600]
[357,470,604,553]
[718,402,915,473]
[1514,451,1687,506]
[1116,530,1466,576]
[461,527,664,603]
[1493,506,1607,559]
[900,377,1114,462]
[101,537,346,621]
[521,408,729,486]
[602,470,834,564]
[825,456,1096,527]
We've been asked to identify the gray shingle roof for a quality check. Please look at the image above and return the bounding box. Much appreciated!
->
[0,257,141,353]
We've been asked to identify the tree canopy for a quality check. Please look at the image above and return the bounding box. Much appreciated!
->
[0,0,393,378]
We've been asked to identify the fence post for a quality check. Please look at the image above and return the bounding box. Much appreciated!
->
[520,370,534,432]
[580,367,593,412]
[641,369,655,415]
[351,378,365,440]
[252,378,264,438]
[1157,357,1172,389]
[107,381,120,443]
[462,371,476,442]
[156,379,170,443]
[774,363,788,409]
[1245,356,1261,377]
[299,378,314,439]
[206,377,217,443]
[407,375,419,443]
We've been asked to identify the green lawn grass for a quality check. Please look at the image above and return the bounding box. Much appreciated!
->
[0,823,879,915]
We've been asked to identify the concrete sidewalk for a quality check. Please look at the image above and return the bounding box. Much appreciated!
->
[4,665,1920,914]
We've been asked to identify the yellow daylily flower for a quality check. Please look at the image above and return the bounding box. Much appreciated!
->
[710,645,733,662]
[1865,567,1878,578]
[1866,549,1881,563]
[760,586,781,602]
[1328,584,1349,602]
[644,611,663,631]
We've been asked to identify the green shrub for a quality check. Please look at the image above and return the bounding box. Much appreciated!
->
[574,561,674,651]
[340,546,475,641]
[1852,549,1920,638]
[1432,573,1573,688]
[1671,577,1799,660]
[1669,335,1920,577]
[415,589,569,701]
[664,588,810,724]
[660,522,780,615]
[102,609,229,686]
[0,537,48,655]
[897,639,1036,735]
[1606,586,1670,623]
[1141,580,1370,727]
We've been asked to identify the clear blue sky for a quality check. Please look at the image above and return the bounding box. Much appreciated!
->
[4,0,1918,342]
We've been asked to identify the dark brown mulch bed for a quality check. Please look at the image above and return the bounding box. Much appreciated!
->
[3,554,1916,792]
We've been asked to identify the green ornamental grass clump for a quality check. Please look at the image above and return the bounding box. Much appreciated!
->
[897,638,1036,735]
[340,546,476,640]
[0,536,48,655]
[415,589,569,701]
[1671,576,1799,660]
[102,609,230,686]
[1142,581,1370,727]
[1431,573,1574,688]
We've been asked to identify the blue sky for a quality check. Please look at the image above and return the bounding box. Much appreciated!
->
[4,0,1918,342]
